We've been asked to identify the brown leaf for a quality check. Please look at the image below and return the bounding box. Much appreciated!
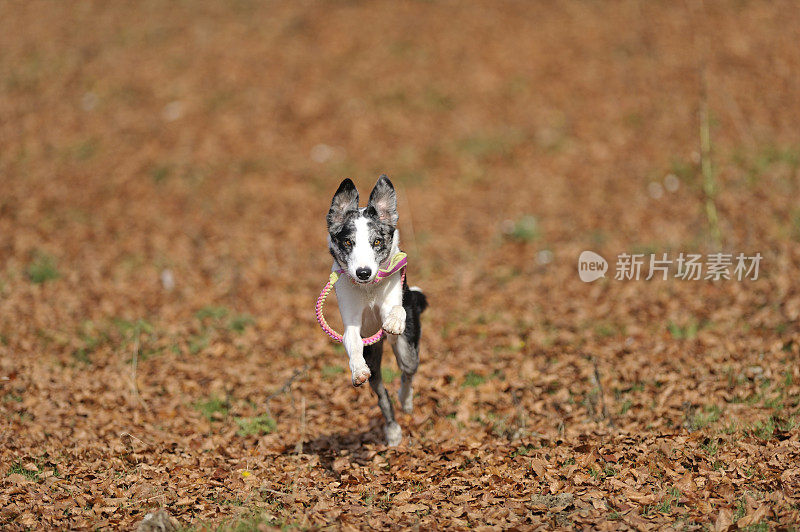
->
[332,457,349,474]
[674,473,696,494]
[714,508,733,532]
[737,504,769,528]
[529,458,546,477]
[397,503,428,514]
[6,474,30,485]
[625,490,657,505]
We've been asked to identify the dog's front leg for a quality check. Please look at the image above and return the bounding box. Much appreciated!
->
[343,325,370,387]
[341,306,371,386]
[336,282,371,387]
[380,279,406,336]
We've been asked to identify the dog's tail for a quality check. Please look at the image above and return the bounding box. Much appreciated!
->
[408,286,428,313]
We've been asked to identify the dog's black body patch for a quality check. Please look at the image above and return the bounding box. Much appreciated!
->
[401,279,427,352]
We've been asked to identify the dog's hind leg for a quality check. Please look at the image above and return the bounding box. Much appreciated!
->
[364,339,402,446]
[392,334,419,414]
[392,286,425,414]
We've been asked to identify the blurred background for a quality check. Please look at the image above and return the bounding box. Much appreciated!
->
[1,1,799,529]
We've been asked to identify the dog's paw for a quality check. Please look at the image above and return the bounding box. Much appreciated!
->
[398,385,413,414]
[382,305,406,335]
[384,422,402,447]
[351,365,371,387]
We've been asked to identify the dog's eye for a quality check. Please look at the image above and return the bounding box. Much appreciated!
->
[373,238,381,247]
[343,239,352,247]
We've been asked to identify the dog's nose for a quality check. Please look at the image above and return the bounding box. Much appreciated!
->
[355,267,372,280]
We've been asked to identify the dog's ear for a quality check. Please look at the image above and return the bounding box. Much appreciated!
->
[367,174,398,226]
[327,178,359,230]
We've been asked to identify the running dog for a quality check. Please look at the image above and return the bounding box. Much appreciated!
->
[326,175,427,446]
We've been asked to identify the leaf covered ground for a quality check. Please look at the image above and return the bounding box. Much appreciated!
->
[1,1,799,530]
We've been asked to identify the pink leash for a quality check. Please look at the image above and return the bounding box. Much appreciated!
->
[315,253,408,345]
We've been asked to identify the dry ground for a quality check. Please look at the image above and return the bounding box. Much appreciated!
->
[1,1,799,530]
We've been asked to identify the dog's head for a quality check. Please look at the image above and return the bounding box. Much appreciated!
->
[327,175,398,283]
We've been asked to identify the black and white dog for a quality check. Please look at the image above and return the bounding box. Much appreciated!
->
[326,175,427,446]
